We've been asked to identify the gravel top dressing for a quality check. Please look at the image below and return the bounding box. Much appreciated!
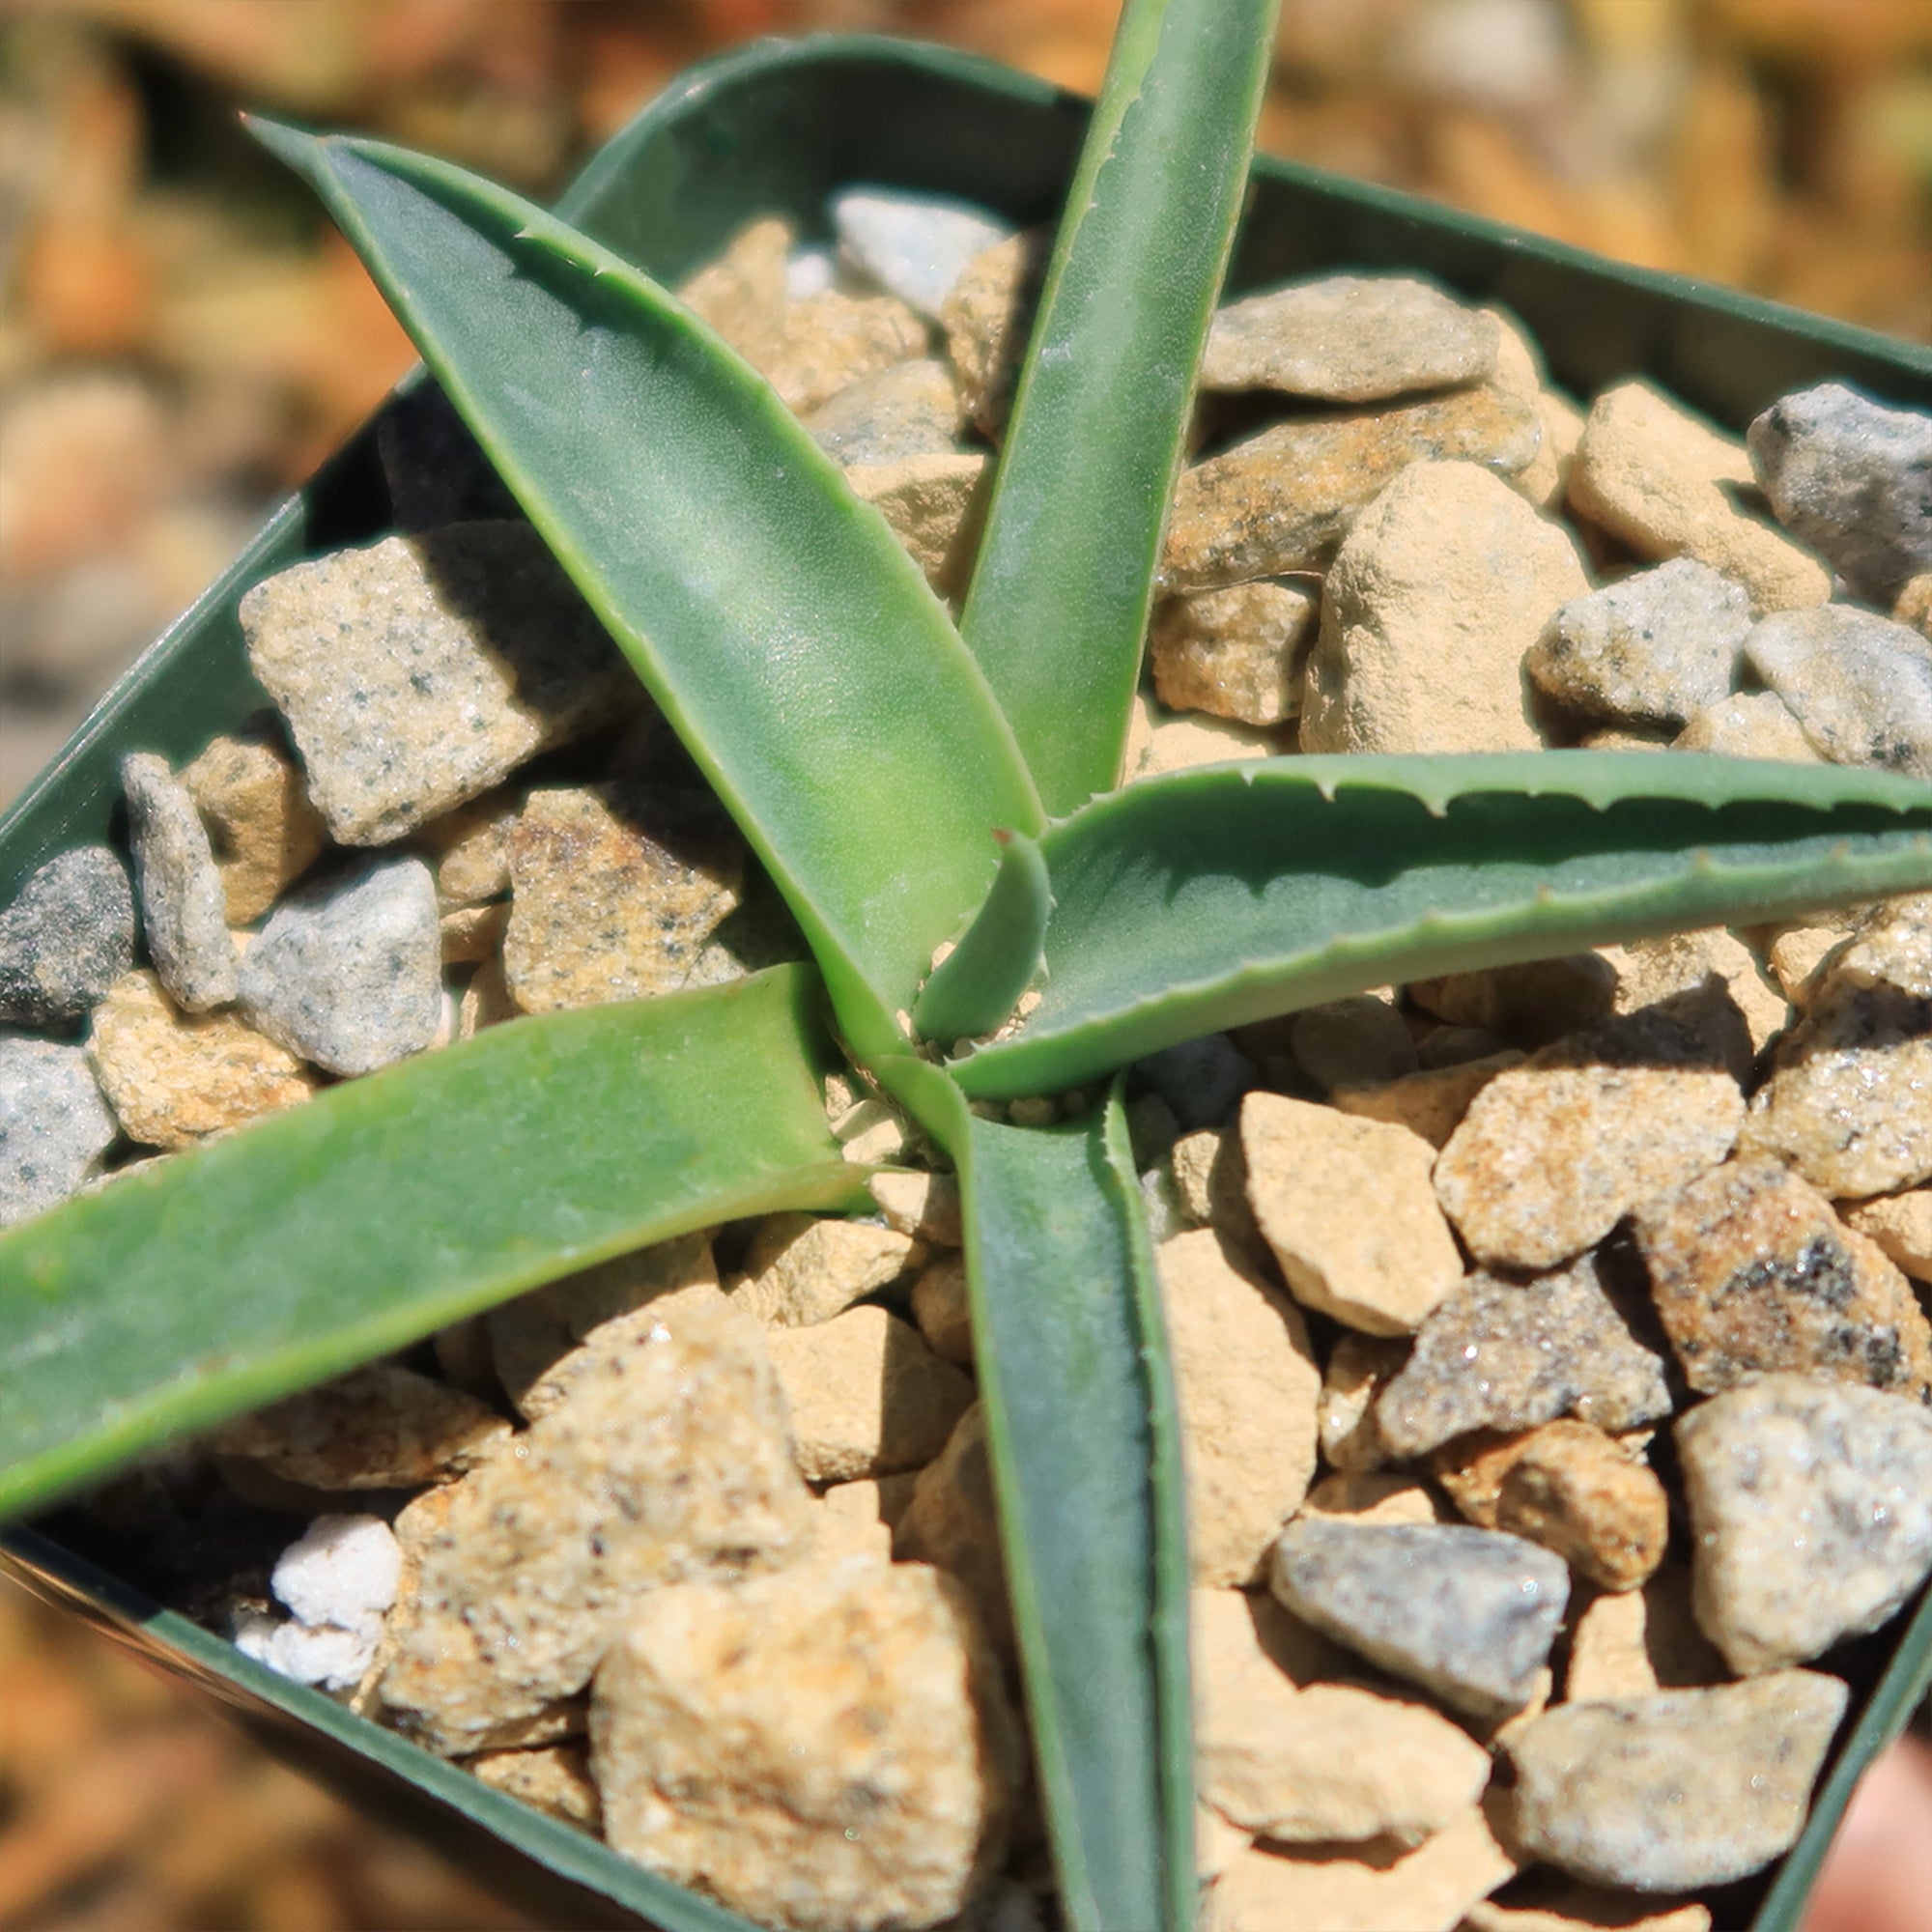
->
[5,168,1932,1932]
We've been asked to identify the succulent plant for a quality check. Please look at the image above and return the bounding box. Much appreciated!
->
[6,3,1932,1928]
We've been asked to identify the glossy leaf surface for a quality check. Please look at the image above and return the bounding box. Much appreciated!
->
[952,752,1932,1097]
[0,969,859,1520]
[936,1079,1194,1932]
[958,0,1278,813]
[250,119,1041,1061]
[911,829,1051,1044]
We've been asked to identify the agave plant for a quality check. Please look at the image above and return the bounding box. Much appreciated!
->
[7,3,1932,1928]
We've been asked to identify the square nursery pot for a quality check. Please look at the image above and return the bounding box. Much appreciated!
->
[6,31,1932,1932]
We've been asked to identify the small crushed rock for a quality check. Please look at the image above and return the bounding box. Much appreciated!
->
[1564,1567,1727,1702]
[502,785,743,1012]
[1376,1253,1675,1460]
[86,968,316,1149]
[732,1210,923,1328]
[1844,1187,1932,1282]
[1297,1468,1444,1527]
[181,726,328,924]
[842,450,989,591]
[1526,559,1752,729]
[1241,1091,1463,1334]
[833,187,1011,318]
[0,845,135,1029]
[1598,927,1789,1067]
[1506,1672,1847,1890]
[764,1304,974,1482]
[937,228,1049,439]
[590,1560,1018,1932]
[380,1295,814,1753]
[1566,381,1830,615]
[1300,460,1587,754]
[1633,1157,1932,1400]
[1316,1330,1408,1472]
[122,752,238,1012]
[1148,580,1318,727]
[1269,1518,1570,1720]
[0,1036,119,1228]
[468,1745,602,1835]
[1206,1805,1517,1932]
[894,1404,1012,1670]
[1200,274,1500,403]
[803,357,965,465]
[1133,1032,1256,1130]
[1163,381,1542,590]
[1676,1373,1932,1675]
[676,216,790,359]
[756,289,931,418]
[1747,382,1932,605]
[1408,952,1617,1048]
[209,1362,509,1490]
[909,1254,973,1365]
[1488,1421,1670,1594]
[1433,997,1745,1270]
[1330,1049,1523,1149]
[867,1167,962,1245]
[1159,1229,1321,1586]
[240,525,635,845]
[1285,993,1419,1093]
[412,785,521,910]
[1742,603,1932,778]
[238,856,442,1076]
[1671,691,1821,762]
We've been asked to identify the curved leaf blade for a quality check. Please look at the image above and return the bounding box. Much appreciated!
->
[939,1083,1194,1932]
[958,0,1278,814]
[911,829,1051,1044]
[0,968,860,1520]
[249,119,1042,1060]
[952,752,1932,1098]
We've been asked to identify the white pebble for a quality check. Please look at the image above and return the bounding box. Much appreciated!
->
[270,1512,403,1635]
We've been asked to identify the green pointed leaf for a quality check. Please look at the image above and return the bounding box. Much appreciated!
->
[0,968,861,1520]
[248,118,1042,1062]
[911,829,1051,1044]
[921,1080,1194,1932]
[952,752,1932,1098]
[958,0,1278,814]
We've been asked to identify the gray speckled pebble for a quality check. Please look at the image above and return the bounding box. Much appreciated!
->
[1677,1373,1932,1675]
[1527,558,1753,728]
[1268,1518,1569,1719]
[832,187,1010,318]
[240,857,441,1075]
[1134,1034,1258,1131]
[122,753,238,1013]
[1508,1672,1847,1890]
[0,1037,119,1228]
[1747,383,1932,605]
[1744,603,1932,777]
[0,846,135,1029]
[802,358,963,466]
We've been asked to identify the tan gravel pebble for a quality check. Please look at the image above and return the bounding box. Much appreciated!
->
[241,526,634,845]
[1567,382,1831,615]
[1764,919,1854,1003]
[86,968,315,1147]
[1330,1050,1524,1149]
[1633,1156,1932,1399]
[766,1304,974,1482]
[1206,1804,1517,1932]
[591,1561,1018,1932]
[1317,1331,1409,1471]
[1124,696,1278,779]
[803,356,964,464]
[910,1254,974,1366]
[1299,461,1586,754]
[1670,691,1822,761]
[1286,993,1419,1093]
[1896,572,1932,639]
[1463,1881,1712,1932]
[1202,275,1499,402]
[466,1745,602,1835]
[1162,383,1542,590]
[438,901,506,966]
[412,786,520,908]
[211,1362,510,1491]
[502,785,742,1012]
[1376,1254,1675,1460]
[1167,1126,1259,1244]
[1148,580,1318,726]
[895,1404,1012,1670]
[809,1480,898,1567]
[675,215,790,358]
[1843,1187,1932,1281]
[381,1295,813,1753]
[1242,1091,1464,1334]
[867,1166,963,1244]
[1598,927,1789,1068]
[1297,1469,1444,1528]
[751,288,930,418]
[457,953,517,1037]
[1158,1228,1321,1584]
[1490,1420,1670,1592]
[1676,1374,1932,1675]
[1563,1568,1727,1702]
[1738,895,1932,1198]
[1505,1672,1846,1890]
[1408,954,1617,1048]
[938,229,1048,438]
[181,727,327,924]
[733,1212,923,1328]
[843,450,988,592]
[1433,998,1746,1270]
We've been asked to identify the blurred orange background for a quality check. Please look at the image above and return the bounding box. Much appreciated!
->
[2,2,1931,1927]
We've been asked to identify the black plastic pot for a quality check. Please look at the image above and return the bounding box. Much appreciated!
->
[4,32,1932,1932]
